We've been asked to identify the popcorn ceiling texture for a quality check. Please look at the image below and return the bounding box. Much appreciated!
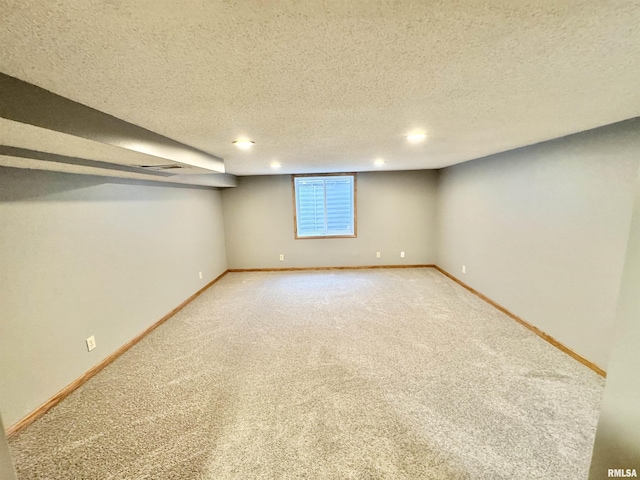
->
[9,269,603,479]
[0,1,639,175]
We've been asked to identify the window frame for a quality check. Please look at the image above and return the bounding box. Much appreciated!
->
[291,173,357,240]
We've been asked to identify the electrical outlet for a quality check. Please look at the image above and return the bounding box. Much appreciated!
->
[86,335,96,352]
[279,254,284,261]
[376,252,381,258]
[462,265,466,274]
[400,251,405,258]
[199,271,203,279]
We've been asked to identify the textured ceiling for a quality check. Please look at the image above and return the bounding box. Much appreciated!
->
[1,0,639,175]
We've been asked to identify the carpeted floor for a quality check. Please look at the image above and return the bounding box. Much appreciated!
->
[9,268,604,479]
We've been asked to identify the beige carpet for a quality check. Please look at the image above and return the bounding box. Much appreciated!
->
[9,268,604,479]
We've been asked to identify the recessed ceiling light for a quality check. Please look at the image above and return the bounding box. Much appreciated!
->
[374,158,385,166]
[270,161,281,169]
[405,132,428,144]
[233,139,255,150]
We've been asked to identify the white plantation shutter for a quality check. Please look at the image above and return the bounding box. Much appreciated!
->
[296,178,325,236]
[325,176,353,233]
[294,175,355,237]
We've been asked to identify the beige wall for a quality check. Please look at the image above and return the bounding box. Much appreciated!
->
[436,119,640,369]
[221,170,438,269]
[0,167,228,427]
[589,167,640,478]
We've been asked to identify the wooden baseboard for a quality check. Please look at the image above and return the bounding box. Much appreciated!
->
[433,265,606,377]
[228,264,435,272]
[7,264,605,437]
[6,270,229,438]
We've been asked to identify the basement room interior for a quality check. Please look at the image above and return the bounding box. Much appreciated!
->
[1,2,639,479]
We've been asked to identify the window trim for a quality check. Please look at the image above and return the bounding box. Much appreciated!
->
[291,173,357,240]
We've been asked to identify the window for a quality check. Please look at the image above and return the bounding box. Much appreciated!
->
[292,173,356,238]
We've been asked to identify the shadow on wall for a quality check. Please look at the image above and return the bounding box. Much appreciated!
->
[590,428,640,478]
[0,416,17,480]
